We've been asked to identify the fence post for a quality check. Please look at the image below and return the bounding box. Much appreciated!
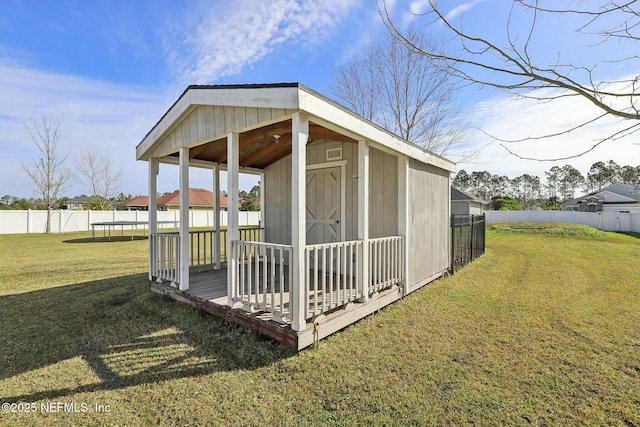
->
[470,215,475,261]
[450,215,455,274]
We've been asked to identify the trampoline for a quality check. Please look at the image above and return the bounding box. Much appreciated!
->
[90,220,178,240]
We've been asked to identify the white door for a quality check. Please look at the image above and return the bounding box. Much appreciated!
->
[306,166,342,245]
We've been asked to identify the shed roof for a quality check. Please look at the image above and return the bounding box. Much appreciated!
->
[451,187,485,203]
[136,83,456,173]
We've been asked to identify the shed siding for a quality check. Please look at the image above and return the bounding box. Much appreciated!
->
[451,201,483,215]
[407,159,450,290]
[264,154,292,245]
[369,147,398,238]
[149,105,291,158]
[264,140,359,244]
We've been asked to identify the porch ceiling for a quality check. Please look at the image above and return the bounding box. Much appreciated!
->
[169,120,357,169]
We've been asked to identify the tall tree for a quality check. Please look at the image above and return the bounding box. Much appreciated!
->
[586,161,620,191]
[559,165,584,200]
[470,171,492,200]
[620,165,640,187]
[452,169,472,192]
[75,149,123,210]
[21,114,71,233]
[330,26,472,160]
[380,1,640,160]
[545,166,562,200]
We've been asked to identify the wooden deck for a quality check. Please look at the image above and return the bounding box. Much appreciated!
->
[150,268,406,350]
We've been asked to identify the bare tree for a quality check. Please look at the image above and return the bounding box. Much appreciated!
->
[379,0,640,160]
[21,114,72,233]
[329,26,476,161]
[75,149,123,210]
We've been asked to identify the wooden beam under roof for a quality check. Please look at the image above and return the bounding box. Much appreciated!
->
[308,123,357,144]
[242,134,292,167]
[214,121,292,163]
[189,144,211,160]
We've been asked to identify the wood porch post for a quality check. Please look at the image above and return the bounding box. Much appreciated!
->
[291,113,308,332]
[178,147,190,291]
[227,132,240,307]
[213,164,221,270]
[358,140,369,302]
[259,171,265,242]
[398,156,410,294]
[148,158,159,280]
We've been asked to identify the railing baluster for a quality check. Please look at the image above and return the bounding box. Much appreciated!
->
[261,246,267,310]
[270,247,276,313]
[336,243,346,305]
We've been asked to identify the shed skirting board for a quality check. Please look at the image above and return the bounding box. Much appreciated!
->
[296,285,403,349]
[150,281,298,348]
[150,267,448,351]
[405,269,449,295]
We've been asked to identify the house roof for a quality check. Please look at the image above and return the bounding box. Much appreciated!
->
[156,188,228,207]
[451,187,485,203]
[117,190,230,208]
[562,188,640,207]
[600,183,638,196]
[136,83,456,173]
[67,195,94,204]
[119,195,149,207]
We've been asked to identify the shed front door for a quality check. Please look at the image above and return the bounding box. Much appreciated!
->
[306,166,342,245]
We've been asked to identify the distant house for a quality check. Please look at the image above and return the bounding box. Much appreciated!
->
[116,190,233,211]
[63,195,94,210]
[562,183,640,212]
[157,188,229,211]
[116,195,149,211]
[451,187,485,215]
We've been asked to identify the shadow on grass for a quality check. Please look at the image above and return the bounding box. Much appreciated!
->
[0,274,294,403]
[617,231,640,239]
[63,236,148,243]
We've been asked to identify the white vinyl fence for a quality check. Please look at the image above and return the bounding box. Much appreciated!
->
[485,210,640,233]
[0,210,261,234]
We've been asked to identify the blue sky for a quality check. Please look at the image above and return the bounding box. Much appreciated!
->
[1,0,638,199]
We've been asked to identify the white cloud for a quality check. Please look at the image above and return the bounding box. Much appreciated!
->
[165,0,361,86]
[398,0,487,27]
[443,0,487,21]
[0,62,168,198]
[0,63,261,199]
[457,84,640,179]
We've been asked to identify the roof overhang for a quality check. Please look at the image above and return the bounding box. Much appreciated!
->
[136,83,456,173]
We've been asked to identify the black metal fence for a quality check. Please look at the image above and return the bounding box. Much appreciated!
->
[450,214,486,273]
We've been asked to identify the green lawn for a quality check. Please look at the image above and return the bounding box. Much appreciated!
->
[0,226,638,426]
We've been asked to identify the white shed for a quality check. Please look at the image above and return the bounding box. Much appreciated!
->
[451,187,485,215]
[136,83,456,349]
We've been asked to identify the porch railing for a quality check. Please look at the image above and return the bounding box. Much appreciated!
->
[304,240,364,319]
[230,240,292,323]
[369,236,405,294]
[153,230,405,326]
[150,232,181,284]
[190,227,263,268]
[151,227,262,283]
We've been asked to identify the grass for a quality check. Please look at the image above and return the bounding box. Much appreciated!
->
[0,225,639,425]
[488,221,610,238]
